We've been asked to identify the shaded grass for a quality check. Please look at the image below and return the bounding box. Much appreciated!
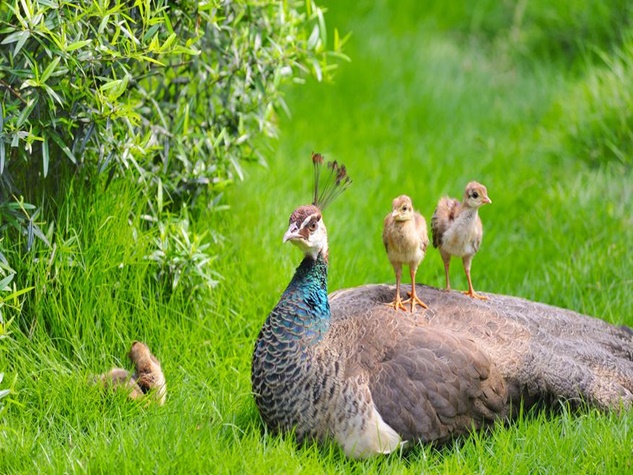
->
[1,0,633,473]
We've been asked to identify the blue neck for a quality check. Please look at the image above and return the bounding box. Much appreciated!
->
[267,252,330,345]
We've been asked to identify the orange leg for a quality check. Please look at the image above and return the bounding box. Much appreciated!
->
[462,255,487,300]
[386,265,407,311]
[403,266,428,312]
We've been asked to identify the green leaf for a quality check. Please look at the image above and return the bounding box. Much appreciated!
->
[307,25,320,50]
[49,129,76,164]
[312,58,322,82]
[138,55,164,66]
[157,178,163,213]
[65,39,92,52]
[42,84,63,106]
[13,30,30,57]
[0,141,5,175]
[0,274,13,290]
[162,13,174,34]
[40,56,60,83]
[20,79,38,90]
[0,103,4,173]
[16,97,37,127]
[316,7,327,48]
[42,137,49,177]
[1,30,25,44]
[0,286,34,301]
[98,14,110,34]
[100,76,130,100]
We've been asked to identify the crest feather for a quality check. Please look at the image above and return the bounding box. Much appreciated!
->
[311,152,352,210]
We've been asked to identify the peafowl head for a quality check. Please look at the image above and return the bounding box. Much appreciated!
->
[283,204,327,260]
[283,153,352,261]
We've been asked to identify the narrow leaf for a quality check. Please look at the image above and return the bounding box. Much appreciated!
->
[16,98,37,127]
[1,31,24,44]
[27,219,34,251]
[1,286,34,301]
[42,84,63,105]
[14,30,30,57]
[98,14,110,34]
[307,25,319,50]
[316,7,327,48]
[65,39,91,52]
[49,129,76,164]
[312,59,322,82]
[0,274,13,290]
[40,56,60,83]
[42,137,49,177]
[0,141,5,175]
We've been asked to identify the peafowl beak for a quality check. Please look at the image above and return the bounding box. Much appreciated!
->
[283,223,302,243]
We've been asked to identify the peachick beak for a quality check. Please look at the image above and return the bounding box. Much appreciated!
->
[484,196,492,204]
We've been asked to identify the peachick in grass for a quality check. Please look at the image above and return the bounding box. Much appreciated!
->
[95,341,167,406]
[252,157,633,458]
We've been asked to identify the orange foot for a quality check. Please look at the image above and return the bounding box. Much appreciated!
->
[462,290,488,300]
[385,296,407,312]
[403,295,428,312]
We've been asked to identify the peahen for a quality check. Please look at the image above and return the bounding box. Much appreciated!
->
[251,156,633,458]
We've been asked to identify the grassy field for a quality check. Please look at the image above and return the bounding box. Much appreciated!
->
[2,0,633,473]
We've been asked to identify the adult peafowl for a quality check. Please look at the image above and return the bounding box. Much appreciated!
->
[251,155,633,458]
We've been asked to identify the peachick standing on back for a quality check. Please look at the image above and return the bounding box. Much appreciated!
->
[431,181,491,300]
[382,195,429,312]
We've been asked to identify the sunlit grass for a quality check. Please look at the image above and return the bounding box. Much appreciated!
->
[1,0,633,473]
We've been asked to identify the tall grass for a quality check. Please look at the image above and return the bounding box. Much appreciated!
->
[1,0,633,473]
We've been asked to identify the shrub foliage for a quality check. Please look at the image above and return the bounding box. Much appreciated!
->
[0,0,345,292]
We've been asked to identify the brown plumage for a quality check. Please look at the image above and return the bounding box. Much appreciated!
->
[382,195,430,312]
[329,283,633,422]
[128,341,167,405]
[431,181,491,299]
[95,367,145,400]
[94,341,166,405]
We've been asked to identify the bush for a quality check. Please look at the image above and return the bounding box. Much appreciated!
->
[0,0,346,292]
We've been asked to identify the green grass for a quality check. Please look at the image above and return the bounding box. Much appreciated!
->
[2,0,633,473]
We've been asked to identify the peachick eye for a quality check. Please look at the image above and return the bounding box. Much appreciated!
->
[472,192,479,199]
